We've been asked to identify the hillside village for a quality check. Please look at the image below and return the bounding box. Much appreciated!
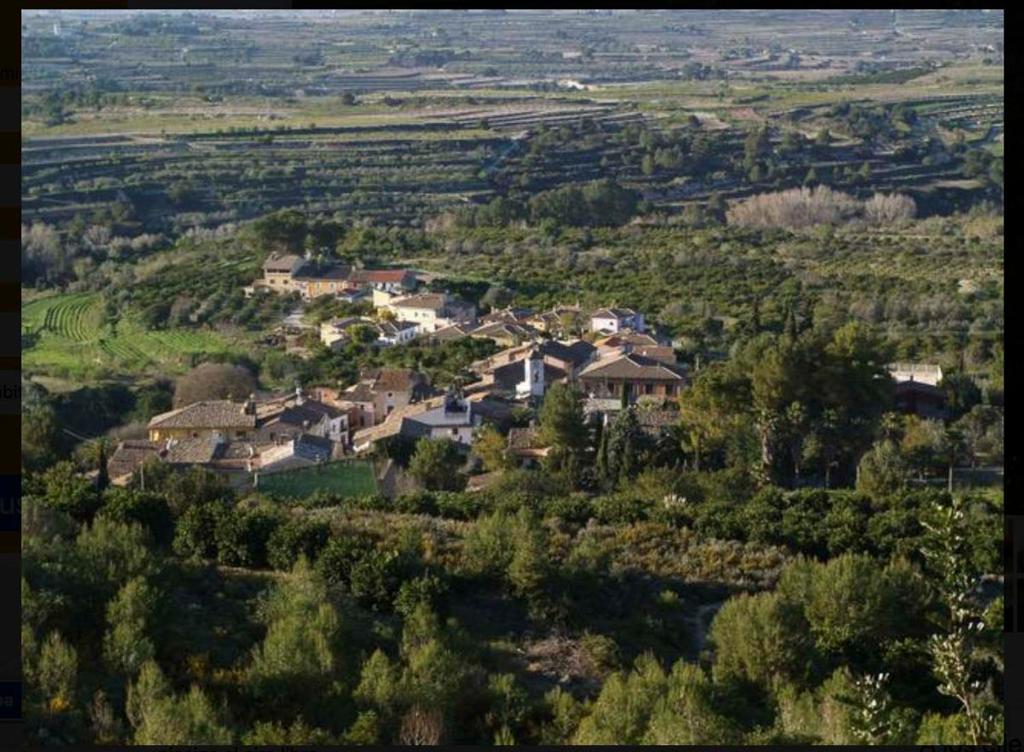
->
[20,10,1003,748]
[104,250,951,494]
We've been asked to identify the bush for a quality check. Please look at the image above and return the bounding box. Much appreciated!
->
[267,518,331,571]
[215,507,282,568]
[591,494,651,525]
[172,503,221,561]
[100,488,174,547]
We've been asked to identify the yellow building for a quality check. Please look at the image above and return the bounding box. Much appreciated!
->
[147,400,257,442]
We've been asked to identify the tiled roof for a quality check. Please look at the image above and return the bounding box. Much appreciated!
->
[539,339,596,369]
[165,437,222,464]
[349,268,414,284]
[379,320,418,336]
[633,345,677,365]
[591,307,638,319]
[392,293,449,310]
[492,359,567,391]
[344,383,376,403]
[148,401,257,430]
[431,325,470,341]
[263,254,304,272]
[107,440,161,479]
[596,331,660,348]
[579,353,686,381]
[479,307,534,324]
[293,263,352,281]
[470,321,535,341]
[360,368,427,394]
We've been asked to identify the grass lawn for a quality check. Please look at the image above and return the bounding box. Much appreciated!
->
[258,460,379,499]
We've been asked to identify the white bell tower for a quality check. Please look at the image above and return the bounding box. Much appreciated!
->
[517,349,545,398]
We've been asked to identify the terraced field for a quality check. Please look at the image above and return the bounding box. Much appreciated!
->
[22,292,248,379]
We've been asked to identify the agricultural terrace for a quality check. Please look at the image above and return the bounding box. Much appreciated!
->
[22,292,247,380]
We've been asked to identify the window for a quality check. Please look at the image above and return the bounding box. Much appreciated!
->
[645,383,654,395]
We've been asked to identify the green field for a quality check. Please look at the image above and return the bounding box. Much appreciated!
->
[22,292,247,379]
[257,460,379,499]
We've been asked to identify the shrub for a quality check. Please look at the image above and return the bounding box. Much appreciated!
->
[267,519,331,571]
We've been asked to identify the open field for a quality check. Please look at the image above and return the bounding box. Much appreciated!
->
[256,460,379,499]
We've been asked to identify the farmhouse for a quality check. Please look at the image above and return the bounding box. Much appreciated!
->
[386,292,476,333]
[254,254,417,301]
[893,380,947,420]
[147,400,257,442]
[260,254,306,292]
[320,317,371,348]
[578,351,686,403]
[590,307,646,334]
[343,368,432,428]
[377,320,420,346]
[291,262,355,299]
[320,317,418,349]
[888,362,943,387]
[887,362,946,419]
[348,268,418,293]
[107,440,163,486]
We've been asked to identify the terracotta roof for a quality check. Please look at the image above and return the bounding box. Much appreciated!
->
[579,353,686,381]
[293,263,352,281]
[378,320,418,336]
[263,254,304,272]
[479,307,534,325]
[165,437,222,465]
[431,325,470,341]
[633,345,677,365]
[539,339,596,369]
[392,293,449,311]
[348,269,414,285]
[352,399,439,446]
[596,331,661,348]
[362,368,427,394]
[591,307,638,319]
[344,383,376,404]
[469,321,535,341]
[107,440,161,480]
[148,401,257,430]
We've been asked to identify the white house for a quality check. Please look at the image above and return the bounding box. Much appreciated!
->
[387,293,476,334]
[888,363,943,387]
[410,392,478,445]
[590,307,645,334]
[377,320,419,347]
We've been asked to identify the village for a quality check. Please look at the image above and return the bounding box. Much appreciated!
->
[105,251,949,493]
